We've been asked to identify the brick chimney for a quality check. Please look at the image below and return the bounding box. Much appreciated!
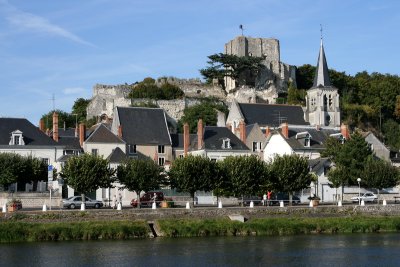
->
[281,122,289,139]
[79,123,86,147]
[239,121,246,143]
[118,125,123,138]
[265,126,271,137]
[39,119,45,132]
[183,123,189,156]
[340,123,350,140]
[52,112,59,142]
[197,119,204,150]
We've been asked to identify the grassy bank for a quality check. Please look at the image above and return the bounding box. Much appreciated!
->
[0,220,149,242]
[157,217,400,237]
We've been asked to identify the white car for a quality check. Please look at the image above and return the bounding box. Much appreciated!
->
[351,192,378,203]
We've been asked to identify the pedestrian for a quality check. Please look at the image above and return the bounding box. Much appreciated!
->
[267,191,272,206]
[263,193,267,206]
[112,195,117,209]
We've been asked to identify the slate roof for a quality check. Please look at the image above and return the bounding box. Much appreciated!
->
[50,128,81,150]
[85,124,124,144]
[170,133,197,149]
[0,118,59,146]
[277,127,340,150]
[308,158,330,172]
[238,103,309,127]
[202,126,249,151]
[116,107,171,145]
[107,147,128,163]
[312,39,331,88]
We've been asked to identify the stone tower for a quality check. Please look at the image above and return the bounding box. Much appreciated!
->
[304,39,340,127]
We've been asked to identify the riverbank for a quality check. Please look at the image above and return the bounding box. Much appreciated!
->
[2,206,400,242]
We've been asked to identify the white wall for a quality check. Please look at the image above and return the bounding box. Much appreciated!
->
[263,134,293,162]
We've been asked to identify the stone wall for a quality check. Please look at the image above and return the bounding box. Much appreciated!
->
[0,192,62,208]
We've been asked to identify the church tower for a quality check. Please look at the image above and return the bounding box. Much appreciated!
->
[305,38,340,127]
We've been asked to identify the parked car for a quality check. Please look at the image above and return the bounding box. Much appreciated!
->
[63,196,103,209]
[351,192,378,203]
[131,191,165,208]
[270,193,301,205]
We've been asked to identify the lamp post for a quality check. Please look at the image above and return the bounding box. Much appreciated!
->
[357,178,361,205]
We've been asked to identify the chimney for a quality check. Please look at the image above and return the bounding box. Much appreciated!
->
[75,126,78,138]
[281,122,289,139]
[239,121,246,143]
[340,124,350,140]
[265,126,271,137]
[118,125,123,138]
[39,119,45,132]
[183,123,189,156]
[197,119,204,150]
[79,123,86,147]
[52,112,59,142]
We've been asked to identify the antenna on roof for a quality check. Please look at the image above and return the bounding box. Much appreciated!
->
[320,24,323,41]
[273,111,287,127]
[50,93,56,111]
[239,24,244,36]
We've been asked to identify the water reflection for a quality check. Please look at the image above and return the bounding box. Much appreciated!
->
[1,233,400,267]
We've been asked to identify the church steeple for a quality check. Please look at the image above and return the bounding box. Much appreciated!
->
[312,39,331,88]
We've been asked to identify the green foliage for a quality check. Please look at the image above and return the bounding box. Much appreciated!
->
[220,156,269,198]
[40,109,75,130]
[177,101,228,133]
[116,158,165,205]
[383,119,400,150]
[362,158,399,190]
[287,82,306,105]
[270,154,312,194]
[200,53,264,89]
[168,155,216,203]
[327,167,347,189]
[0,153,47,188]
[128,77,184,100]
[131,101,158,108]
[72,98,90,124]
[61,154,115,197]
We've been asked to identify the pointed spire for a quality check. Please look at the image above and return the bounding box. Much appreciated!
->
[312,38,331,88]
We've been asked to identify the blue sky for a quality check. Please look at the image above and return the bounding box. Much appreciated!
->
[1,0,399,125]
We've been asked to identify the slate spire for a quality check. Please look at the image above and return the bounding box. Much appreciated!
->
[312,38,331,88]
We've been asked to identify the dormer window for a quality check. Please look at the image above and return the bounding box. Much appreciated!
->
[222,138,231,149]
[330,133,346,144]
[9,130,25,146]
[304,134,311,147]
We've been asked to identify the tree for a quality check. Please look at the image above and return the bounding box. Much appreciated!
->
[0,153,23,189]
[327,167,347,202]
[200,53,264,89]
[362,158,399,200]
[270,154,312,205]
[116,158,164,208]
[177,101,228,133]
[168,155,216,207]
[40,109,75,130]
[72,98,90,124]
[383,119,400,150]
[221,155,269,205]
[61,154,115,205]
[287,82,306,105]
[128,77,184,100]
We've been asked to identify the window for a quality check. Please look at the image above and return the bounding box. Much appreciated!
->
[179,154,184,159]
[222,138,231,149]
[92,149,98,156]
[128,144,136,154]
[14,136,20,145]
[304,134,310,147]
[252,142,257,152]
[42,158,49,165]
[158,157,165,166]
[9,130,24,146]
[258,142,262,151]
[158,145,165,154]
[211,158,217,162]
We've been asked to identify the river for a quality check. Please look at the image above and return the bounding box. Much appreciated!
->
[1,233,399,267]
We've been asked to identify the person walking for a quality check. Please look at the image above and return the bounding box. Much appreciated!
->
[118,193,122,207]
[112,195,117,209]
[267,191,272,206]
[263,193,267,206]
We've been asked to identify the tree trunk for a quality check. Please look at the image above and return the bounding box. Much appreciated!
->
[377,188,380,204]
[136,190,141,209]
[191,192,195,208]
[335,187,338,204]
[81,193,86,209]
[289,192,293,206]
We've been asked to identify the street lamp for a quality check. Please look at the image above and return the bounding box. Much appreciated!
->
[357,178,361,205]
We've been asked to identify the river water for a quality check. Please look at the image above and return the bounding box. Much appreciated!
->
[1,233,399,267]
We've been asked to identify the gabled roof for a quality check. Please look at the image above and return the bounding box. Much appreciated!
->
[238,103,309,127]
[282,127,340,150]
[308,158,331,172]
[0,118,59,146]
[170,133,197,149]
[85,124,124,144]
[312,39,332,88]
[107,147,128,163]
[202,126,249,151]
[116,107,171,145]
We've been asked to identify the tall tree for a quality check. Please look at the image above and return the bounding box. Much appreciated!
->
[200,53,264,89]
[168,155,216,207]
[270,154,312,205]
[116,158,165,208]
[72,98,90,124]
[61,154,115,205]
[221,155,269,205]
[0,153,23,189]
[40,109,75,130]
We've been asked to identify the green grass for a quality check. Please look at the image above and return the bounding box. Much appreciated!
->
[0,220,149,242]
[157,216,400,237]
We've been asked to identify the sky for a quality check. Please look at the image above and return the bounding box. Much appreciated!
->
[1,0,399,125]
